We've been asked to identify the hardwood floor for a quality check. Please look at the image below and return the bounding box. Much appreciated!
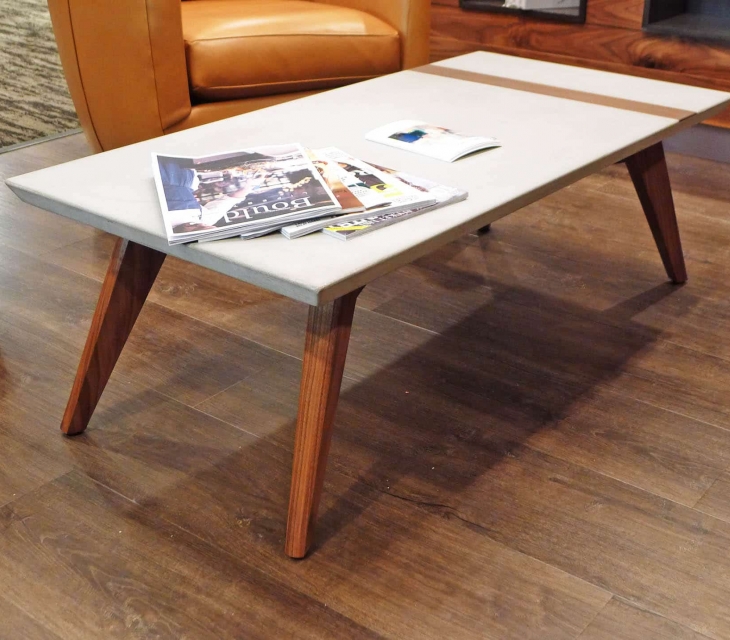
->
[2,133,730,638]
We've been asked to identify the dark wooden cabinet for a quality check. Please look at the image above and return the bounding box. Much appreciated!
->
[431,0,730,127]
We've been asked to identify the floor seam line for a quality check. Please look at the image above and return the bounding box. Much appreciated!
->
[575,596,612,639]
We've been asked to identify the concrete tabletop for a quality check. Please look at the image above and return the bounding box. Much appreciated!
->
[8,52,730,305]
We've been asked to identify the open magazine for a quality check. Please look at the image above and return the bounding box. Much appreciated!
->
[366,120,500,162]
[316,147,437,212]
[307,149,364,214]
[152,144,341,244]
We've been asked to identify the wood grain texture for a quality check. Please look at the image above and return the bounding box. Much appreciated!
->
[61,238,165,435]
[431,3,730,127]
[0,134,93,255]
[695,473,730,524]
[625,143,687,284]
[1,472,381,640]
[579,598,711,639]
[585,0,644,29]
[286,288,363,558]
[432,5,730,86]
[0,594,63,640]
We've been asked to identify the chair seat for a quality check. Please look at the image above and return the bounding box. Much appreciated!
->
[181,0,401,102]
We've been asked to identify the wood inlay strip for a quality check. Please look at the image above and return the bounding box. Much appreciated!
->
[414,64,695,120]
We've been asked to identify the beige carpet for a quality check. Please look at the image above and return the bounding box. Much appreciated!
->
[0,0,79,148]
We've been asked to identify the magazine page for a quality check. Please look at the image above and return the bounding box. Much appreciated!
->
[322,177,469,241]
[315,147,435,212]
[281,160,467,239]
[281,214,352,239]
[366,162,468,205]
[151,143,341,244]
[306,150,364,213]
[365,120,500,162]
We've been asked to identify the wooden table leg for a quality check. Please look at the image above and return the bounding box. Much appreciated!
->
[625,142,687,284]
[61,238,166,435]
[285,288,362,558]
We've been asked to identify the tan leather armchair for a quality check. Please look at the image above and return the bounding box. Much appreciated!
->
[47,0,430,152]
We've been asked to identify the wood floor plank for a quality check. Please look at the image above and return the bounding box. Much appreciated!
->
[0,472,379,640]
[0,315,121,425]
[0,251,611,636]
[396,204,730,367]
[694,473,730,524]
[0,416,71,508]
[416,448,730,639]
[52,220,730,440]
[198,344,730,508]
[196,352,730,639]
[2,389,612,638]
[0,244,283,407]
[490,166,730,288]
[0,593,63,640]
[0,318,267,504]
[368,255,730,431]
[0,135,94,255]
[38,229,421,315]
[578,598,712,640]
[3,126,730,638]
[0,500,134,640]
[118,428,610,640]
[40,236,439,383]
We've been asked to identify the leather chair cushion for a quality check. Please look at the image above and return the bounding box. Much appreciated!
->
[181,0,401,102]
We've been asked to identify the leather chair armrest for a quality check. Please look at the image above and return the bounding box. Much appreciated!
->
[47,0,191,151]
[317,0,431,69]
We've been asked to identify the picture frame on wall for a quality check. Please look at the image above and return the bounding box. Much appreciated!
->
[459,0,587,24]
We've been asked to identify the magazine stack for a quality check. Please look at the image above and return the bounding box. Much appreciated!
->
[153,144,344,245]
[285,159,467,240]
[151,122,493,245]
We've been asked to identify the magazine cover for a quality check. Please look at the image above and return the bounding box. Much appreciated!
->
[322,207,437,241]
[307,150,364,213]
[152,144,341,244]
[365,120,500,162]
[315,147,434,212]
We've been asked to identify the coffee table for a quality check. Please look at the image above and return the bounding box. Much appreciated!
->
[8,52,730,558]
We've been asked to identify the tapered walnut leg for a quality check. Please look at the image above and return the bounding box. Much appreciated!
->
[61,238,166,435]
[285,288,362,558]
[625,142,687,284]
